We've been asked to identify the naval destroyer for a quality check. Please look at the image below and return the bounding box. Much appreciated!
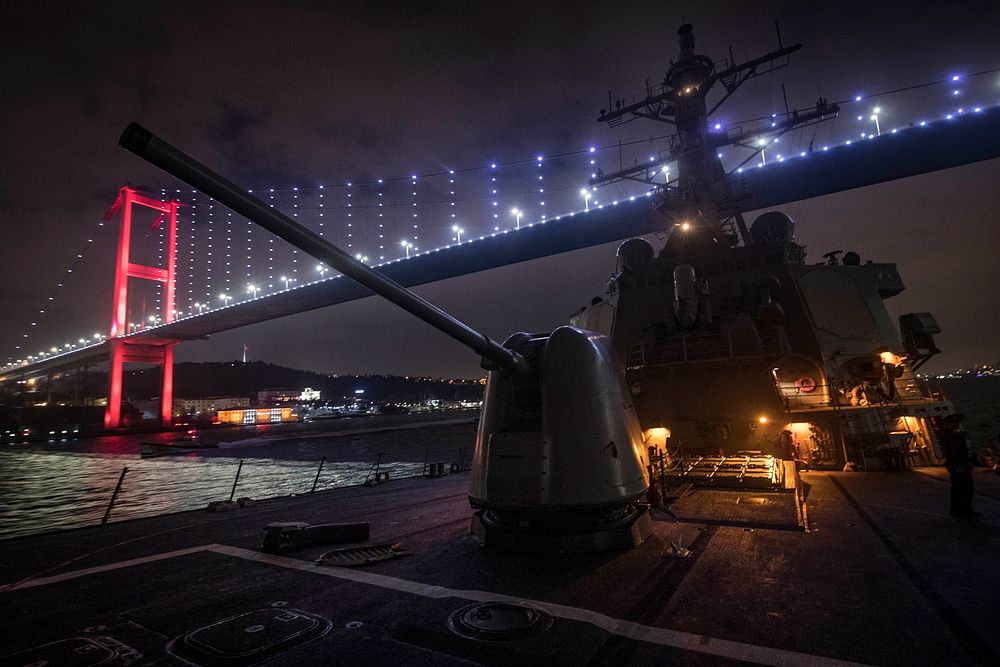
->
[2,21,998,667]
[572,24,955,477]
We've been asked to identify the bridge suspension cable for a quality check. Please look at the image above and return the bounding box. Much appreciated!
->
[4,69,998,370]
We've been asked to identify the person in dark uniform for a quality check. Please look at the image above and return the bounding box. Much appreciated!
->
[939,414,980,518]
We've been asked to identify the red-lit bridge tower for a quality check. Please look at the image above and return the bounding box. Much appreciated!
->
[104,186,180,428]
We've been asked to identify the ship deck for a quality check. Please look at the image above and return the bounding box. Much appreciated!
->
[2,465,999,665]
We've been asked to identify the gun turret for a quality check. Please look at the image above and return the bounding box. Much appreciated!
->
[120,123,651,552]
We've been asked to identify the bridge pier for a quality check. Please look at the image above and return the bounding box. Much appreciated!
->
[104,340,177,428]
[105,341,124,428]
[161,344,174,425]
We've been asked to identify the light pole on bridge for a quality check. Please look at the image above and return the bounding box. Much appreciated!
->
[511,208,523,229]
[758,138,768,164]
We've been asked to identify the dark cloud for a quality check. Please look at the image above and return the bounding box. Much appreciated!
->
[208,102,266,147]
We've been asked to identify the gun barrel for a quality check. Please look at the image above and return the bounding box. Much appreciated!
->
[119,122,524,375]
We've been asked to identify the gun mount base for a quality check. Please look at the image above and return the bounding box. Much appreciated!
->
[470,503,653,553]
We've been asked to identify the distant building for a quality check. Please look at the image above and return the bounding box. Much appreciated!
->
[176,396,250,414]
[134,396,250,419]
[218,407,296,425]
[300,387,321,401]
[257,388,301,403]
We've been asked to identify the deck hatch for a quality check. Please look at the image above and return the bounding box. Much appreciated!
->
[447,602,553,641]
[168,607,331,665]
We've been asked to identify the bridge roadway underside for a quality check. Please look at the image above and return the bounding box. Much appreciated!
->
[2,197,665,381]
[4,106,1000,381]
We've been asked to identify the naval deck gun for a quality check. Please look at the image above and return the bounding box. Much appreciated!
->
[119,124,654,551]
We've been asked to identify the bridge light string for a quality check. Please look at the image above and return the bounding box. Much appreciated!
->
[346,181,353,252]
[218,133,683,196]
[363,181,377,261]
[155,197,165,319]
[171,191,181,320]
[739,101,995,171]
[719,65,1000,133]
[12,96,1000,350]
[290,187,300,282]
[411,174,419,243]
[244,202,253,289]
[723,67,996,171]
[377,179,385,261]
[9,149,635,364]
[3,214,109,365]
[228,95,995,260]
[317,184,325,237]
[184,70,1000,199]
[158,96,1000,271]
[448,169,458,243]
[0,96,979,370]
[489,162,500,230]
[267,233,274,289]
[187,192,197,315]
[708,67,999,172]
[204,193,214,308]
[224,211,233,297]
[537,154,546,220]
[267,189,277,289]
[290,186,300,283]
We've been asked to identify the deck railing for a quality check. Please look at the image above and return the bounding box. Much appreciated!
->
[627,326,790,368]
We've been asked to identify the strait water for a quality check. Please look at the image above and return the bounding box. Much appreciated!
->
[938,377,1000,452]
[1,380,996,541]
[0,416,477,540]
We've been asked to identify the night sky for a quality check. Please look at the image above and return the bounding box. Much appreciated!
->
[2,1,999,379]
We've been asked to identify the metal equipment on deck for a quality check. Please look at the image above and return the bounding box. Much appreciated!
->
[662,453,785,489]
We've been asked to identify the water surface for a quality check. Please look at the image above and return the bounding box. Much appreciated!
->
[0,418,476,539]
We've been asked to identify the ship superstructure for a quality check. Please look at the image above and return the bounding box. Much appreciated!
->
[573,24,953,469]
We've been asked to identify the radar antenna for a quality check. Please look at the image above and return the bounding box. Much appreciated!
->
[595,23,839,247]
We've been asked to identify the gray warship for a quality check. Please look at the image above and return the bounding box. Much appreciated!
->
[572,24,954,475]
[2,22,999,667]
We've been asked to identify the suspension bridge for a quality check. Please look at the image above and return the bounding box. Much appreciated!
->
[2,74,1000,428]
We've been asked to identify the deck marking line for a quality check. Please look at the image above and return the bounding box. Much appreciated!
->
[2,544,215,591]
[830,475,1000,665]
[209,544,868,667]
[0,541,870,666]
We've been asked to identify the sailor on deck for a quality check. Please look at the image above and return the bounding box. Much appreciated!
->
[939,414,980,518]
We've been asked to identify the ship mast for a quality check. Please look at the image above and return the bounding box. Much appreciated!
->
[595,23,839,248]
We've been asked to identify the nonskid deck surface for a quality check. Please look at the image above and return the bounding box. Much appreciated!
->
[2,468,999,665]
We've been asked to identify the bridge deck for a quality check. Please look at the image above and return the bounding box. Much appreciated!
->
[5,106,1000,381]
